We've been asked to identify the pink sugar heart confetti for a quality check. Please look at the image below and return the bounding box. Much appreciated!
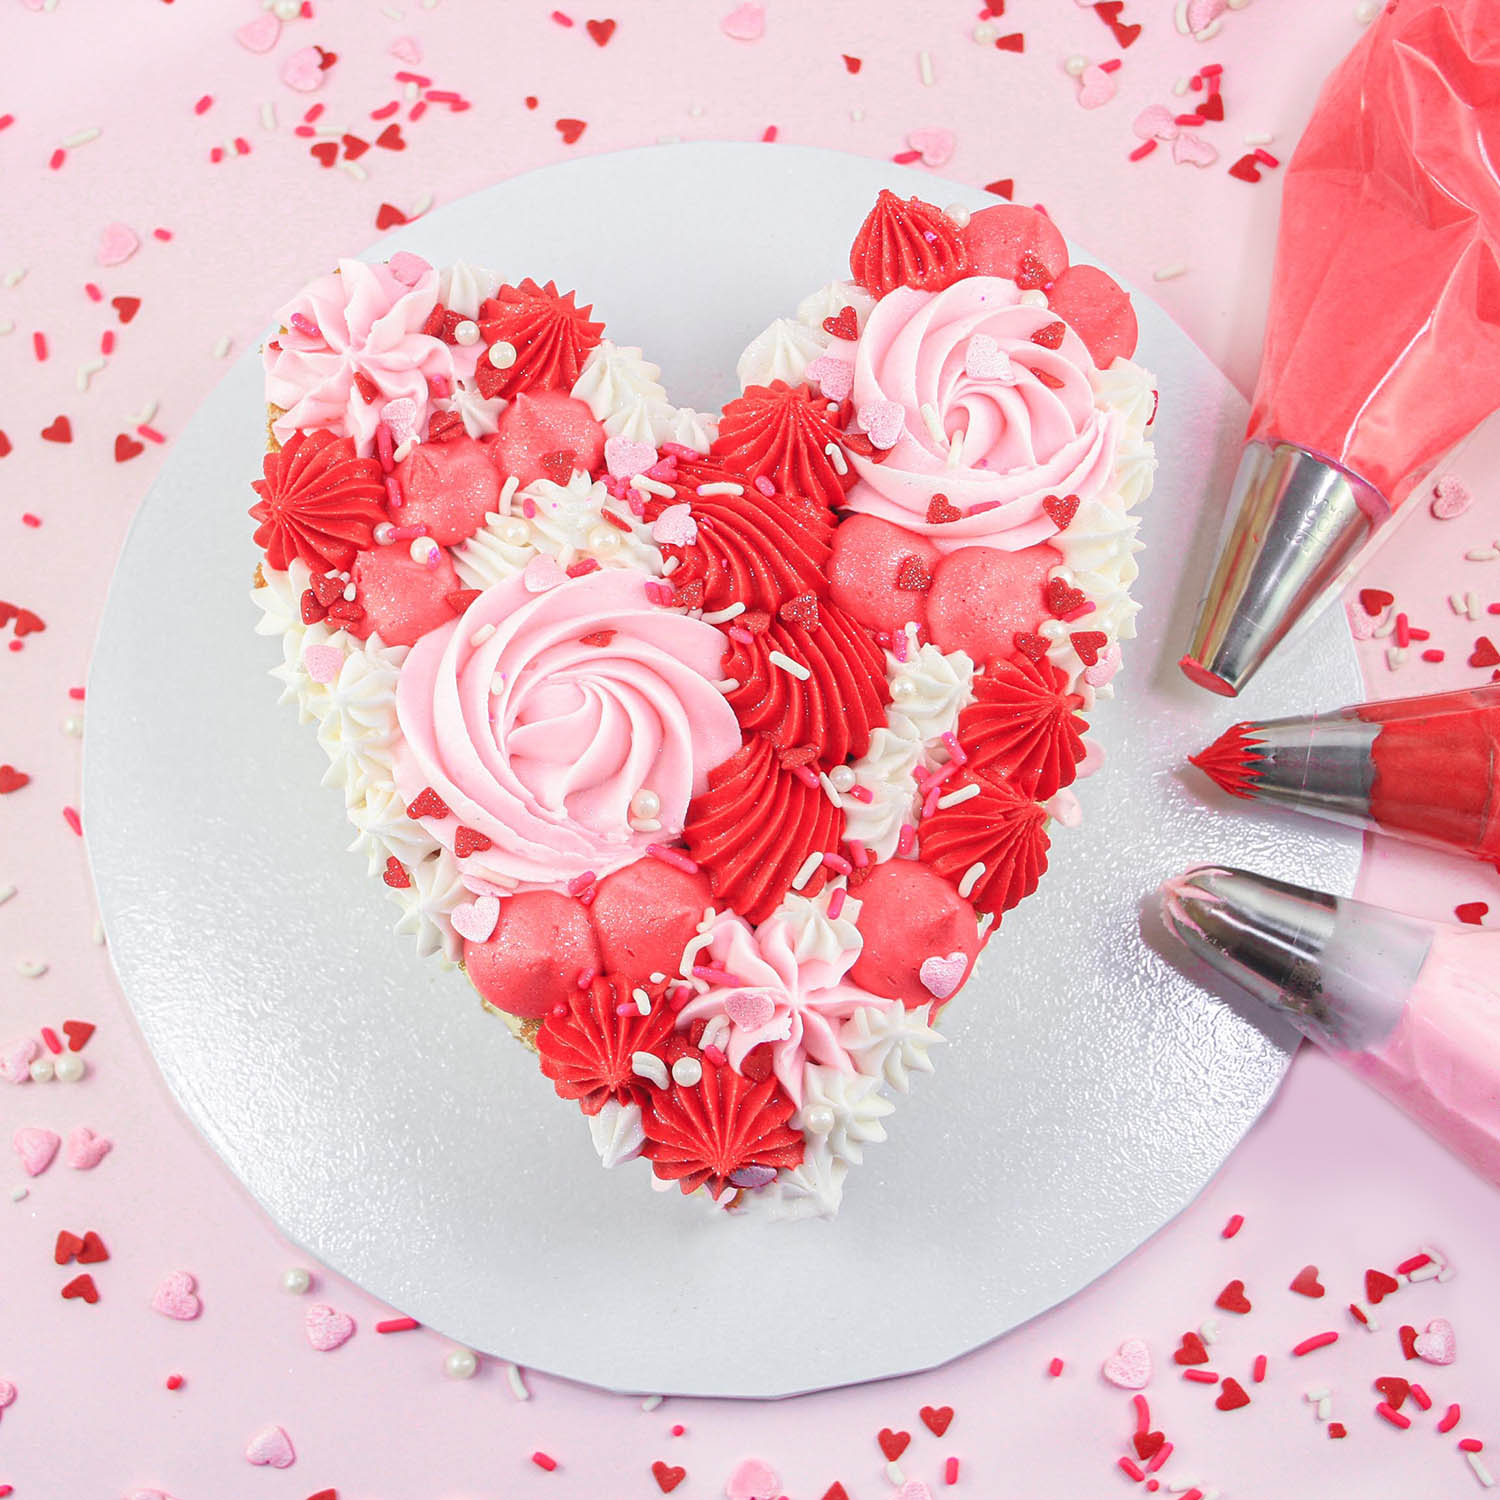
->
[1133,105,1180,142]
[386,251,431,287]
[720,1,765,41]
[1102,1337,1152,1389]
[1346,600,1376,641]
[725,1457,782,1500]
[1084,642,1122,687]
[651,503,698,548]
[279,45,325,93]
[379,396,421,444]
[728,1164,778,1189]
[304,1302,356,1352]
[964,332,1015,383]
[1414,1317,1456,1365]
[0,1037,39,1084]
[856,400,905,451]
[725,990,777,1031]
[450,895,500,944]
[1186,0,1227,31]
[65,1126,112,1170]
[96,223,139,268]
[523,553,566,593]
[604,435,657,480]
[895,1484,935,1500]
[388,35,423,63]
[805,355,854,402]
[918,952,967,1001]
[1431,473,1473,519]
[1044,787,1083,828]
[1172,132,1219,168]
[0,1378,15,1408]
[234,12,281,52]
[301,644,344,684]
[245,1424,295,1468]
[1076,65,1117,110]
[906,127,955,168]
[151,1270,202,1321]
[13,1126,60,1177]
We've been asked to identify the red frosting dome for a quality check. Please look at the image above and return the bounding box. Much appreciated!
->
[919,774,1050,919]
[536,973,674,1116]
[848,859,982,1009]
[849,190,970,297]
[590,857,716,983]
[719,600,888,766]
[683,735,843,923]
[484,390,606,489]
[249,428,388,573]
[647,459,834,614]
[640,1058,805,1200]
[711,381,855,510]
[958,653,1089,800]
[475,279,604,401]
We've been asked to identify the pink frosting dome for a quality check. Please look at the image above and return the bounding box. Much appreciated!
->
[844,276,1120,552]
[394,568,741,892]
[264,257,458,457]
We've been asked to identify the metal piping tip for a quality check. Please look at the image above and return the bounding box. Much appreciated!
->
[1181,442,1385,697]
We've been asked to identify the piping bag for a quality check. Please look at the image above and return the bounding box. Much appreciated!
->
[1189,683,1500,864]
[1181,0,1500,697]
[1160,866,1500,1186]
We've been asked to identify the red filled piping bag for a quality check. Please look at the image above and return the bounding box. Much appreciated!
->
[1182,0,1500,697]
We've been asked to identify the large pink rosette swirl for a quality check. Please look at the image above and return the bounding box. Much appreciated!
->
[844,276,1121,551]
[394,569,742,892]
[264,257,459,456]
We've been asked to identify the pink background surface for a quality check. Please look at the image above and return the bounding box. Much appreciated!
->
[2,2,1499,1496]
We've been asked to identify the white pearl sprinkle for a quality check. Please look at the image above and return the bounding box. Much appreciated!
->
[670,1056,703,1087]
[409,538,441,566]
[29,1057,55,1083]
[828,765,856,793]
[972,20,998,43]
[272,0,301,16]
[444,1347,479,1380]
[803,1104,836,1134]
[629,788,661,820]
[453,320,480,346]
[54,1052,85,1083]
[1064,54,1088,76]
[281,1267,312,1295]
[487,340,517,370]
[943,202,971,229]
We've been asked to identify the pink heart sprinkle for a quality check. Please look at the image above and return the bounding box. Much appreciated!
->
[1345,600,1376,642]
[918,952,967,1001]
[1102,1337,1153,1389]
[450,895,501,944]
[805,355,854,402]
[1431,473,1473,520]
[896,1484,936,1500]
[651,503,698,548]
[1076,65,1117,110]
[304,1302,356,1352]
[244,1424,295,1468]
[0,1379,16,1408]
[856,399,905,451]
[725,1457,781,1500]
[96,223,140,268]
[234,12,281,52]
[302,644,343,684]
[1172,132,1219,169]
[65,1126,113,1170]
[279,45,326,93]
[0,1037,39,1084]
[1132,105,1180,142]
[13,1126,60,1177]
[1414,1317,1456,1365]
[728,1164,777,1189]
[1084,642,1122,687]
[379,398,422,448]
[1186,0,1227,32]
[724,989,777,1031]
[388,35,423,64]
[721,1,765,41]
[151,1271,202,1322]
[386,252,431,288]
[906,127,955,168]
[603,435,657,480]
[964,333,1015,383]
[523,553,566,593]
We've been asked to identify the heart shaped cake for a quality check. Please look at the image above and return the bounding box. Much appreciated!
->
[249,190,1157,1218]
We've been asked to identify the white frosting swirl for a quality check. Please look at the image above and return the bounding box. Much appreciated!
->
[588,1098,647,1168]
[437,260,500,321]
[736,316,827,392]
[839,1000,944,1095]
[795,280,876,335]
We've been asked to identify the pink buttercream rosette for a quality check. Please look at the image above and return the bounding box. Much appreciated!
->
[394,568,741,893]
[842,275,1121,551]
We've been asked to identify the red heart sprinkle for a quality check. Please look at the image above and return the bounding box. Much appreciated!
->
[310,140,339,168]
[1133,1430,1165,1462]
[1174,1331,1209,1365]
[41,415,72,443]
[1228,154,1262,184]
[1469,637,1500,668]
[1365,1268,1400,1304]
[112,295,141,323]
[842,54,861,73]
[316,45,337,68]
[1398,1324,1420,1360]
[376,123,405,151]
[453,826,492,859]
[540,449,576,485]
[984,178,1015,200]
[1198,92,1224,121]
[1045,577,1088,617]
[12,607,44,637]
[62,1020,95,1052]
[926,493,962,525]
[877,1429,911,1461]
[777,744,819,769]
[375,202,408,231]
[77,1230,109,1263]
[1358,588,1394,617]
[822,305,858,340]
[919,1404,954,1437]
[114,433,144,463]
[1013,632,1050,663]
[1328,1422,1347,1439]
[993,31,1024,51]
[54,1230,85,1264]
[896,555,932,592]
[341,133,369,159]
[61,1273,99,1303]
[1034,369,1066,390]
[1215,1376,1250,1411]
[1375,1375,1410,1409]
[820,1487,850,1500]
[300,590,328,626]
[382,856,410,890]
[309,572,345,607]
[1456,901,1489,926]
[0,430,9,458]
[585,17,616,45]
[779,592,821,630]
[445,590,483,615]
[1043,493,1080,529]
[579,629,617,647]
[1290,1265,1325,1298]
[1014,250,1050,291]
[556,117,587,145]
[1215,1279,1251,1314]
[1031,320,1067,350]
[352,370,381,405]
[1070,631,1108,666]
[651,1462,685,1494]
[305,1491,338,1500]
[0,765,30,794]
[405,787,451,821]
[740,608,771,636]
[1109,19,1142,47]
